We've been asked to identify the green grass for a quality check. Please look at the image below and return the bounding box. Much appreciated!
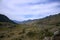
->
[0,22,60,40]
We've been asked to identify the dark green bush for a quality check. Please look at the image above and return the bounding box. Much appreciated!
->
[27,31,37,38]
[39,31,45,39]
[0,33,5,38]
[44,29,54,37]
[0,35,5,38]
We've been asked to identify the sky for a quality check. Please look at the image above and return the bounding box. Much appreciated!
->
[0,0,60,21]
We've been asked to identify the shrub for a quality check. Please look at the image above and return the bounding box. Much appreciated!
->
[0,33,5,38]
[0,23,3,26]
[39,31,45,39]
[0,35,5,38]
[10,33,14,35]
[44,29,54,37]
[11,38,22,40]
[26,31,37,38]
[18,29,25,35]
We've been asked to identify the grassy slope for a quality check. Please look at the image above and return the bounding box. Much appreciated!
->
[0,13,60,40]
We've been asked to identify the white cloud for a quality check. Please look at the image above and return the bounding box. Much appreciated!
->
[0,0,60,21]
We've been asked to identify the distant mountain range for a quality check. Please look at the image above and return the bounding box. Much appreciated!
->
[13,20,21,24]
[0,13,60,25]
[21,13,60,26]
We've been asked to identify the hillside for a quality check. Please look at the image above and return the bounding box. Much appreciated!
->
[36,13,60,25]
[0,13,60,40]
[0,14,16,24]
[25,13,60,26]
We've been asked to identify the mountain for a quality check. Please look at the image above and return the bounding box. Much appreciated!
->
[13,20,34,24]
[36,13,60,25]
[13,20,21,24]
[0,14,16,24]
[24,13,60,26]
[20,20,34,24]
[0,13,60,40]
[13,13,60,25]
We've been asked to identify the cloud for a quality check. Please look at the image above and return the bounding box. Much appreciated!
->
[0,0,60,21]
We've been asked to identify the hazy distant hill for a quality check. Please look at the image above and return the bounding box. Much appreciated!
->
[24,13,60,26]
[13,20,21,24]
[0,14,16,24]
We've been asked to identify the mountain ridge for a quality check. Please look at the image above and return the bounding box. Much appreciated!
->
[23,13,60,25]
[0,14,16,24]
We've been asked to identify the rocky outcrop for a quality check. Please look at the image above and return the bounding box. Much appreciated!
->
[53,31,60,40]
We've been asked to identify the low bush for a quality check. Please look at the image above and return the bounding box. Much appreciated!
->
[26,31,37,38]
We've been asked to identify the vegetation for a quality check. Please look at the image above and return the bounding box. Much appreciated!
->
[0,13,60,40]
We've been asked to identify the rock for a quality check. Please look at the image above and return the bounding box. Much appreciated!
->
[53,31,60,40]
[43,37,52,40]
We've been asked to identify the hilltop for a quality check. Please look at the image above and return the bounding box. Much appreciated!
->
[0,14,16,24]
[24,13,60,26]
